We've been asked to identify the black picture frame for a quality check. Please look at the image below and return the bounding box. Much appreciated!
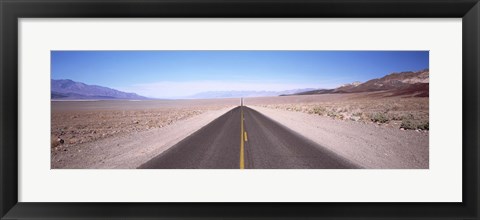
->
[1,0,479,219]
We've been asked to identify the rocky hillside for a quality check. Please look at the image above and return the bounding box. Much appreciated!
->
[51,79,148,100]
[294,69,429,97]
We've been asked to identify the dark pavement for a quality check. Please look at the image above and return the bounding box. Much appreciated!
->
[139,106,359,169]
[243,107,358,169]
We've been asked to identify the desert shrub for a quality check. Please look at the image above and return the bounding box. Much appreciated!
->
[401,113,415,120]
[371,113,389,123]
[400,119,429,130]
[352,112,362,117]
[312,106,327,115]
[417,121,429,130]
[390,114,403,121]
[400,119,417,130]
[327,111,338,118]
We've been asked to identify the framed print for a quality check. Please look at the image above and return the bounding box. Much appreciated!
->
[1,0,479,219]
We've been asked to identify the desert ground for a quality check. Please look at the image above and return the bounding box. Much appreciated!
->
[51,99,238,168]
[51,93,428,169]
[246,92,429,131]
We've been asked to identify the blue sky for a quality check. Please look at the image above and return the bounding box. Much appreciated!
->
[51,51,428,98]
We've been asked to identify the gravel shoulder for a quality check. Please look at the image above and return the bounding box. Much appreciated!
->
[248,105,429,169]
[52,107,235,169]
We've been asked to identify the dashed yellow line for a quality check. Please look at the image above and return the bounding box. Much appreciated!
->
[240,106,245,169]
[244,131,248,142]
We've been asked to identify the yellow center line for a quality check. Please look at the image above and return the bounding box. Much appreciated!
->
[244,131,248,142]
[240,106,245,169]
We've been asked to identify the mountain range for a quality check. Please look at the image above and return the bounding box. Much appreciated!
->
[187,88,316,99]
[52,69,428,100]
[289,69,429,97]
[51,79,148,100]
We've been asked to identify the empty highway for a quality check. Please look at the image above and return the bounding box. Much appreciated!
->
[139,106,359,169]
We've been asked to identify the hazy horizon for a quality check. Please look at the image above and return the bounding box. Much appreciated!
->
[51,51,429,99]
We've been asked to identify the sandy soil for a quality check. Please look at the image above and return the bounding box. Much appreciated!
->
[248,105,429,168]
[51,99,240,148]
[246,93,429,131]
[51,99,238,168]
[52,106,235,168]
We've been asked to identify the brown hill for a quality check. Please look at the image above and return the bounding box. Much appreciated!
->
[291,69,429,97]
[334,69,429,93]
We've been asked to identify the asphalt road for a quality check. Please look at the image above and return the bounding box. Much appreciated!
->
[139,106,359,169]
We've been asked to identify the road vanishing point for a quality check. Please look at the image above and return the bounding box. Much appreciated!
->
[139,104,359,169]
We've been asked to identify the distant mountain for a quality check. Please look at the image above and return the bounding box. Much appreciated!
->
[188,88,316,99]
[290,69,429,97]
[51,79,148,100]
[286,89,334,96]
[334,69,429,93]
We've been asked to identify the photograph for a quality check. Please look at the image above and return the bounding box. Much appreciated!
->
[50,50,429,169]
[3,0,477,218]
